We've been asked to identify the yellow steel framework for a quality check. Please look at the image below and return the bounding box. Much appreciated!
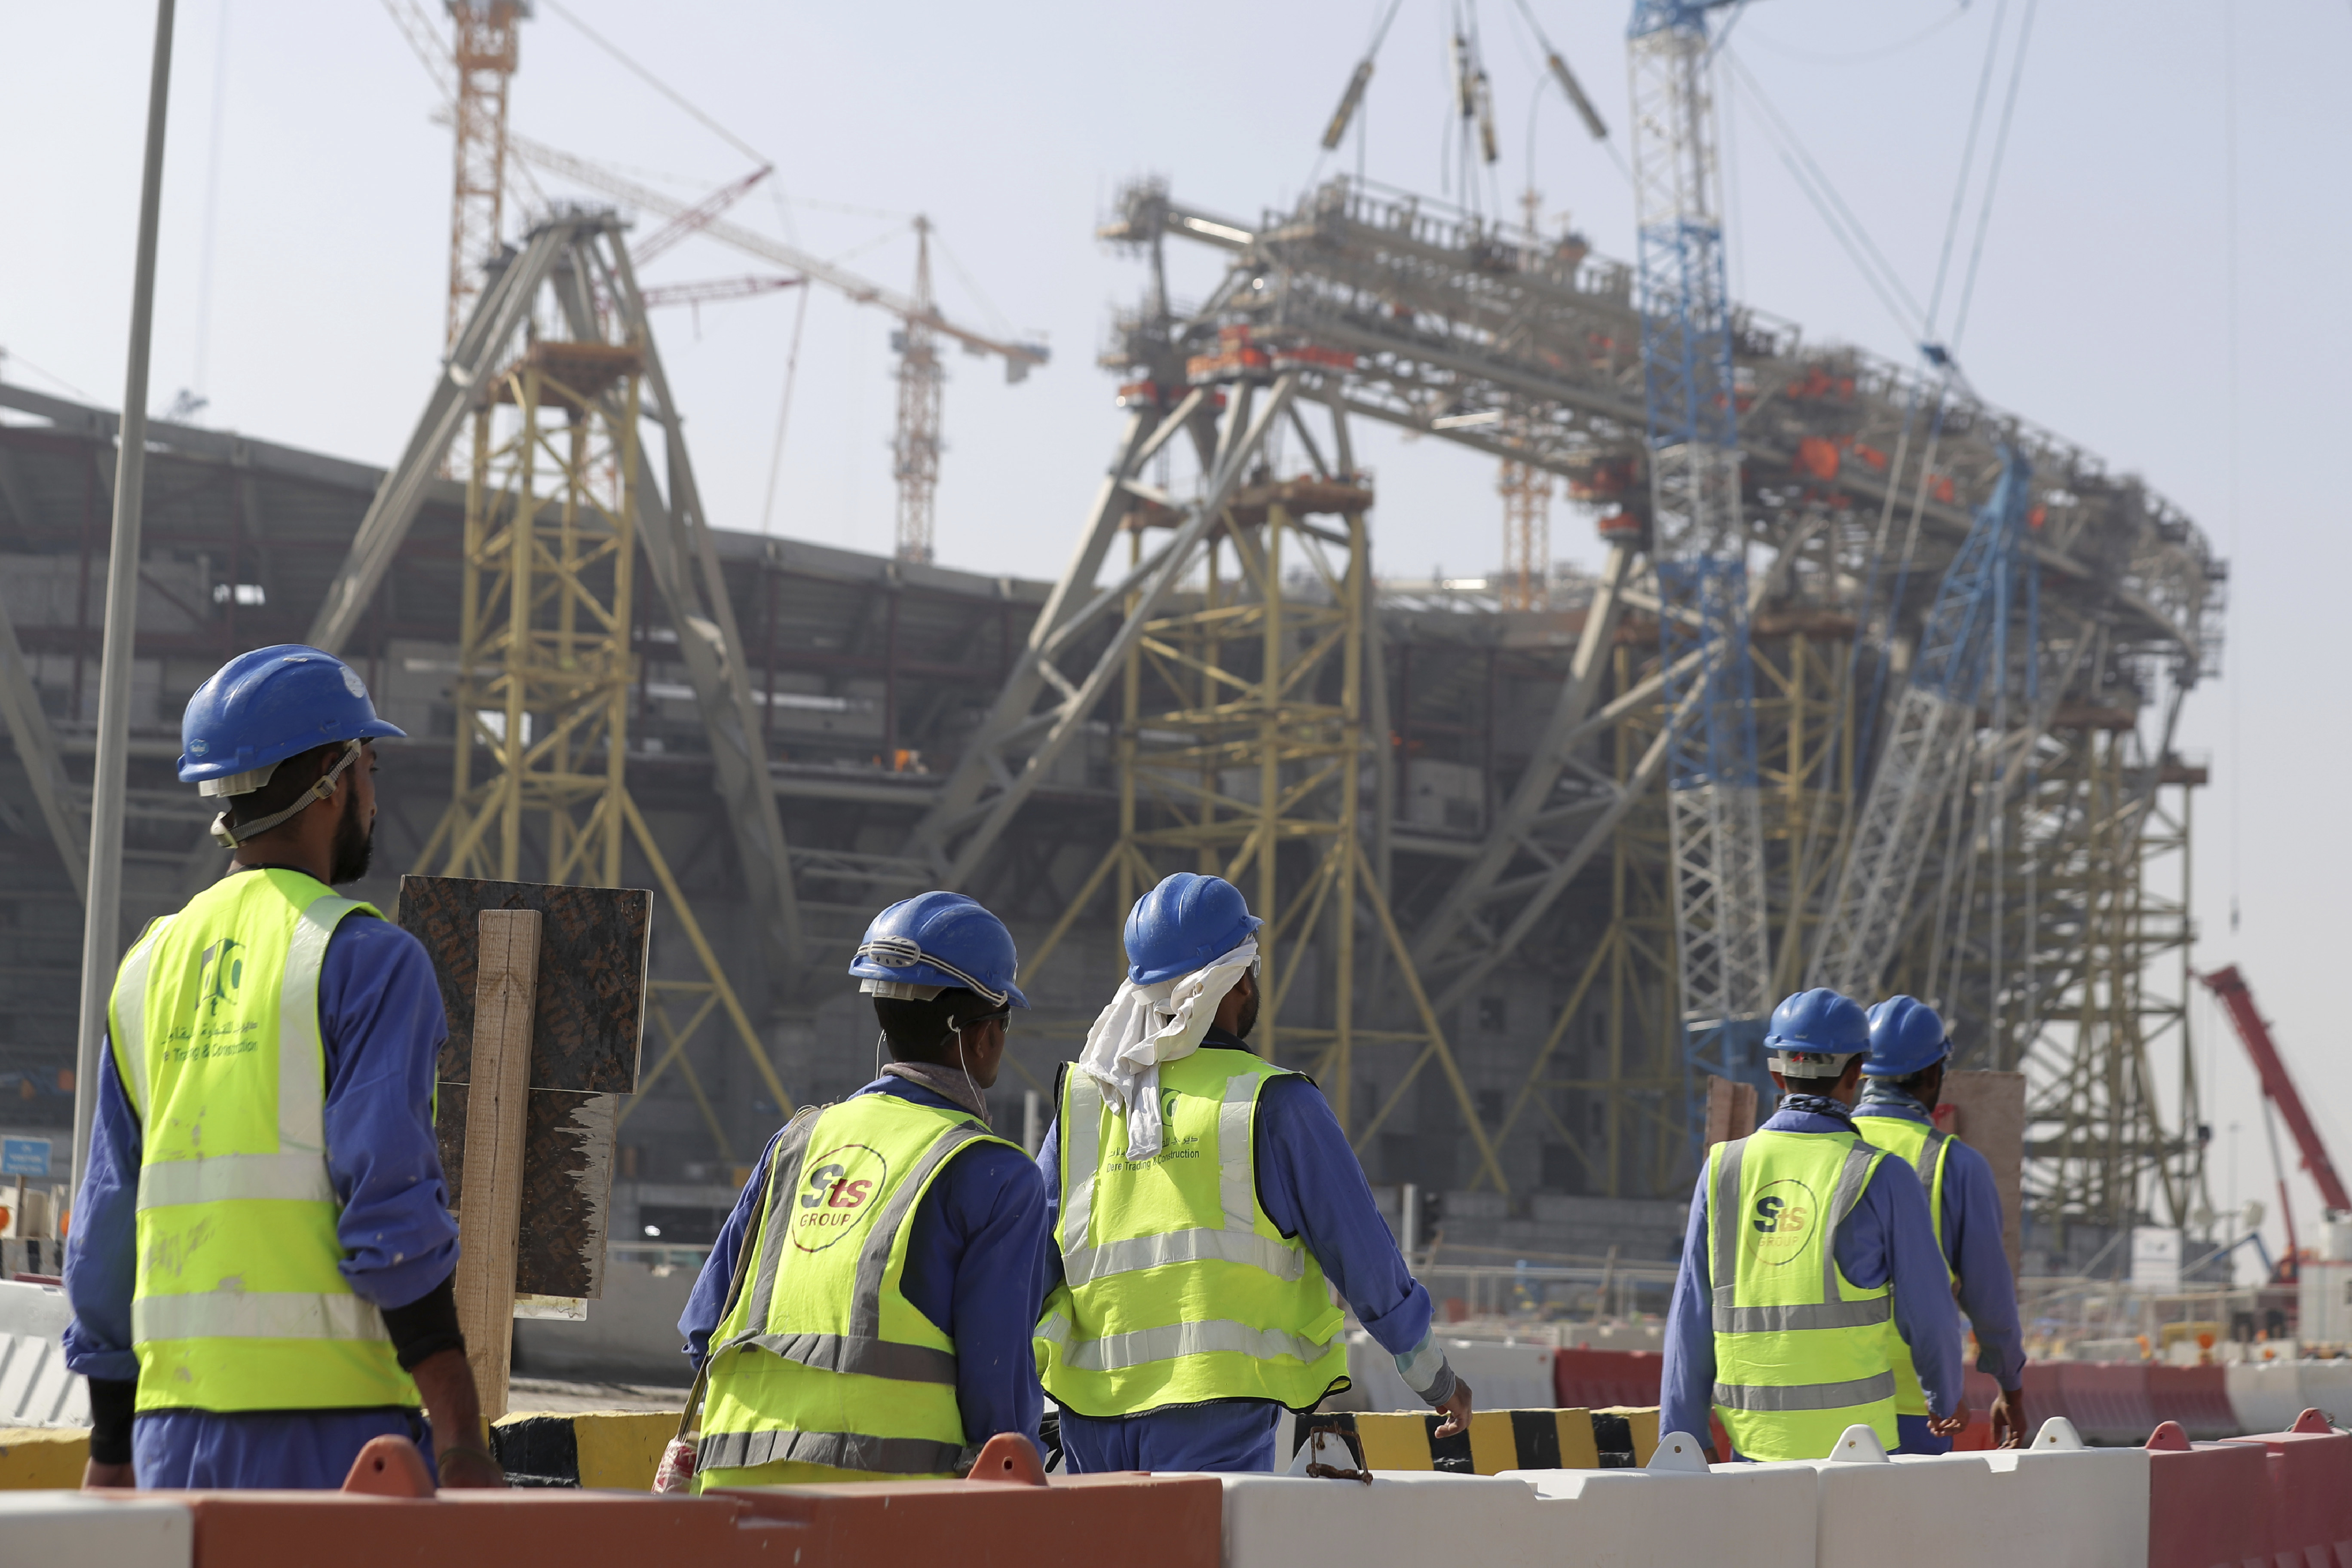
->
[1020,477,1510,1192]
[414,335,790,1160]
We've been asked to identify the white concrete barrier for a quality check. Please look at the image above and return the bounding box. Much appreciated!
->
[1499,1441,1815,1568]
[2226,1360,2306,1435]
[1327,1333,1555,1413]
[0,1280,84,1429]
[0,1491,190,1566]
[2292,1359,2352,1426]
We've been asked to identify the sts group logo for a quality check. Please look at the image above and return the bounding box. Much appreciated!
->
[1749,1177,1818,1266]
[791,1144,890,1253]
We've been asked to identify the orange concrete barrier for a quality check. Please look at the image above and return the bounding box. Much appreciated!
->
[175,1458,1220,1568]
[2222,1409,2352,1565]
[2147,1364,2237,1440]
[1551,1348,1660,1410]
[2062,1361,2155,1445]
[2145,1419,2273,1568]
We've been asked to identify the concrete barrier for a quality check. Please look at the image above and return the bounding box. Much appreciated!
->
[1952,1419,2148,1566]
[2224,1360,2305,1436]
[1223,1458,1816,1568]
[490,1410,678,1490]
[0,1490,191,1565]
[0,1279,85,1429]
[2221,1412,2352,1566]
[1551,1347,1662,1410]
[0,1424,86,1489]
[1331,1335,1555,1414]
[2058,1362,2155,1446]
[2292,1360,2352,1426]
[1810,1426,1999,1568]
[2147,1419,2275,1568]
[2146,1364,2236,1440]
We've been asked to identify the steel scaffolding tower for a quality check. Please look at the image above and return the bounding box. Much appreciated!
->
[1628,0,1773,1101]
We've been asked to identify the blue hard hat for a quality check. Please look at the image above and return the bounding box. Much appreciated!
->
[1763,988,1870,1056]
[1864,995,1952,1078]
[1124,872,1262,986]
[848,891,1029,1010]
[179,645,404,792]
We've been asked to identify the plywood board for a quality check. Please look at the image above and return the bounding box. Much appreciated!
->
[1941,1069,2026,1278]
[404,876,649,1302]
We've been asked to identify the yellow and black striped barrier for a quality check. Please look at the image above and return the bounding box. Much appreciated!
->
[490,1410,679,1490]
[1292,1407,1661,1476]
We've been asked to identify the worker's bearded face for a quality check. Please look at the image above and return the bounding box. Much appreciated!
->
[1232,971,1260,1040]
[328,780,374,885]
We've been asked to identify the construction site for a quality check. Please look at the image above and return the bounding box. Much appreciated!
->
[4,0,2350,1562]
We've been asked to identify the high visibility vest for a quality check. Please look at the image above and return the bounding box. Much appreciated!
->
[108,868,418,1413]
[1853,1112,1957,1418]
[1035,1047,1349,1418]
[1706,1128,1899,1460]
[695,1092,1012,1487]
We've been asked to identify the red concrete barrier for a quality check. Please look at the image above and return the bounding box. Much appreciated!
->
[177,1465,1222,1568]
[1552,1348,1662,1411]
[2058,1361,2155,1446]
[2145,1420,2272,1568]
[2221,1410,2352,1566]
[2148,1364,2239,1440]
[2022,1360,2072,1437]
[1951,1368,2002,1450]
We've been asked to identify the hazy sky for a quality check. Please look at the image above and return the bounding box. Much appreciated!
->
[6,0,2347,1281]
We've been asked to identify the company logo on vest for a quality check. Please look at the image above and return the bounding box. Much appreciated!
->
[793,1143,890,1252]
[1750,1177,1818,1265]
[196,937,245,1013]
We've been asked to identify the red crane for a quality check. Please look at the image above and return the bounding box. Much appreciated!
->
[2202,965,2350,1283]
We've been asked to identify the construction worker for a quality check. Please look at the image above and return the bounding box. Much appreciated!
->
[1854,995,2029,1451]
[62,646,502,1489]
[1036,872,1473,1473]
[676,892,1049,1486]
[1660,988,1966,1462]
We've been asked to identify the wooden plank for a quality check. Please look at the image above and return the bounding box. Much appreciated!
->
[453,908,541,1423]
[404,876,649,1301]
[1941,1069,2026,1278]
[1702,1078,1755,1152]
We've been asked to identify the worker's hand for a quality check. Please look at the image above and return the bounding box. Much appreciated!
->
[1432,1378,1473,1439]
[1927,1408,1970,1439]
[434,1443,507,1490]
[82,1459,135,1490]
[1990,1387,2027,1449]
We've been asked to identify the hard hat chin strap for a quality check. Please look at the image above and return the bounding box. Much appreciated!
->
[208,739,362,849]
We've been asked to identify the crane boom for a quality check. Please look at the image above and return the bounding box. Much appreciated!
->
[2204,965,2352,1215]
[507,132,1048,378]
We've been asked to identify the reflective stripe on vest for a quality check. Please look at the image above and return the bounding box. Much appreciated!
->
[111,870,412,1414]
[1038,1048,1348,1418]
[1706,1129,1898,1459]
[1853,1112,1958,1418]
[697,1096,1006,1482]
[1057,1072,1305,1287]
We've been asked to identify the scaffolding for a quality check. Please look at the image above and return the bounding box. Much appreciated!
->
[402,224,794,1162]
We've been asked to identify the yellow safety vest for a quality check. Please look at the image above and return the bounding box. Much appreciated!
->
[108,868,417,1413]
[1853,1112,1956,1418]
[1035,1047,1349,1418]
[696,1092,1012,1487]
[1706,1128,1899,1460]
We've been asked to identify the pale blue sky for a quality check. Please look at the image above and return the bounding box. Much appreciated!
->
[5,0,2344,1278]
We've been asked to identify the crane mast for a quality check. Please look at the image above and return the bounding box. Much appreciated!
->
[445,0,526,351]
[1627,0,1772,1097]
[892,217,945,564]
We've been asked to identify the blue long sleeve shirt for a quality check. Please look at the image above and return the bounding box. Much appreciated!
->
[1660,1102,1965,1449]
[679,1076,1050,1455]
[1037,1029,1448,1470]
[1853,1099,2027,1389]
[62,903,459,1488]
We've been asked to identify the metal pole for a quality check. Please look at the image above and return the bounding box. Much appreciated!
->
[72,0,179,1200]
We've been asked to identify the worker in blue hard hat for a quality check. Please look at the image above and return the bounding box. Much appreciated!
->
[62,646,504,1490]
[675,891,1051,1487]
[1853,995,2028,1451]
[1661,987,1966,1461]
[1034,871,1473,1473]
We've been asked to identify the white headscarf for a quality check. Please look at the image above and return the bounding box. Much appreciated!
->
[1076,936,1259,1161]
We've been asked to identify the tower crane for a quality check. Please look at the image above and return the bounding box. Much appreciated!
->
[1627,0,1773,1105]
[1812,446,2033,995]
